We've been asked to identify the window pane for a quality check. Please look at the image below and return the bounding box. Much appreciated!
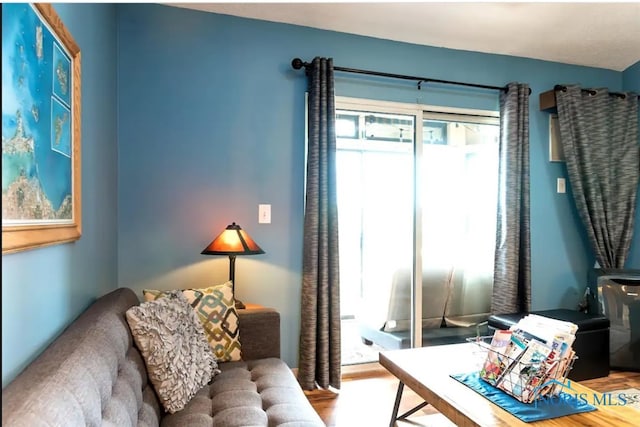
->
[337,110,414,320]
[336,113,359,139]
[421,118,498,332]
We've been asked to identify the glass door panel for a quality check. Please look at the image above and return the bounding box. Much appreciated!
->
[419,118,499,346]
[336,108,415,365]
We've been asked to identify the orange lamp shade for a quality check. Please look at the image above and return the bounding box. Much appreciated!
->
[201,222,264,255]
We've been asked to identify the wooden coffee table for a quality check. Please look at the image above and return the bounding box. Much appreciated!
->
[379,342,638,427]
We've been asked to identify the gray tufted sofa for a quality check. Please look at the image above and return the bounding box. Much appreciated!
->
[2,287,324,427]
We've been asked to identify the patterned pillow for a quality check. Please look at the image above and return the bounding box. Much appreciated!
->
[125,291,219,414]
[143,281,242,362]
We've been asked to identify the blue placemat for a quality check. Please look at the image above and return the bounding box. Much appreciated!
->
[450,372,597,423]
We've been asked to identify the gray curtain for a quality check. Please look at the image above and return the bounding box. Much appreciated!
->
[298,57,341,391]
[492,83,531,314]
[555,86,639,269]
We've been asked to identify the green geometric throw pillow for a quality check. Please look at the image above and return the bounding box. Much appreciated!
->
[143,281,242,362]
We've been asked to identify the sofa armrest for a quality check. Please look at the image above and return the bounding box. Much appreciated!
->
[238,307,280,360]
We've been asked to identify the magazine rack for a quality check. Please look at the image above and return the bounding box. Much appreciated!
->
[467,336,578,404]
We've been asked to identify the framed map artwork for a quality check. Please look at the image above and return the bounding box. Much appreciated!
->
[2,4,81,254]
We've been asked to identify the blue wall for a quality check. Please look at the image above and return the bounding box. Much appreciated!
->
[1,4,118,386]
[2,2,634,390]
[116,4,630,368]
[623,60,640,268]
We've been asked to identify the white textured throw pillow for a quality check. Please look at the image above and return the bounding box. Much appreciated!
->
[143,281,242,362]
[126,291,220,414]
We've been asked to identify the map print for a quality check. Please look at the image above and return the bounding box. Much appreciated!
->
[52,43,70,106]
[2,4,73,222]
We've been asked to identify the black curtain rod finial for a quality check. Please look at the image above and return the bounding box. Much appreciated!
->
[291,58,307,70]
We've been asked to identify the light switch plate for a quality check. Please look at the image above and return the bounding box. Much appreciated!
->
[557,178,566,194]
[258,204,271,224]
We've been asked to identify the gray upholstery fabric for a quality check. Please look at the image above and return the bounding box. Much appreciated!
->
[555,86,639,269]
[2,288,322,427]
[161,359,323,427]
[299,55,342,391]
[237,307,280,360]
[493,82,531,314]
[2,288,156,427]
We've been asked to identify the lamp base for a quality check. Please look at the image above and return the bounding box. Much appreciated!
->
[234,299,246,310]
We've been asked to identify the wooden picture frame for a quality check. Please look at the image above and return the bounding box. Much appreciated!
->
[2,4,81,254]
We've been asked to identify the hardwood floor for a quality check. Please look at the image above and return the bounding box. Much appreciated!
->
[305,363,640,427]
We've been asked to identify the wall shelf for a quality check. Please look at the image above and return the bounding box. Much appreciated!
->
[539,89,557,112]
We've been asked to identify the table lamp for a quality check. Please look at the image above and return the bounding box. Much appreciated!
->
[201,222,264,309]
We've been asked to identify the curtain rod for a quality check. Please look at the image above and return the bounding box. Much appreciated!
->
[554,85,640,100]
[291,57,530,94]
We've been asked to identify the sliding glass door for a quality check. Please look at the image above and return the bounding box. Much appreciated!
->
[335,97,499,365]
[336,108,415,319]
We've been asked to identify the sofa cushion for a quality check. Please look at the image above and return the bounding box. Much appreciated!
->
[160,358,324,427]
[126,291,219,414]
[144,281,242,362]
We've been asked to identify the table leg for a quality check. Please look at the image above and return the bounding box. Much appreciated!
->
[389,381,404,427]
[389,380,430,427]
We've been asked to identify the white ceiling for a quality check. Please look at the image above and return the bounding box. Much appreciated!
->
[169,2,640,72]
